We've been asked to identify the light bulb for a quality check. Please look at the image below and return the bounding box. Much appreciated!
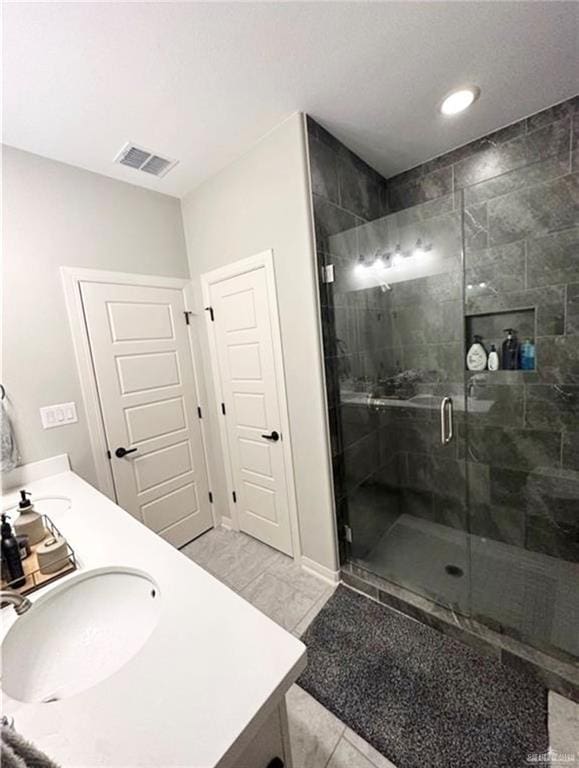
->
[392,245,403,266]
[413,239,425,258]
[354,256,366,275]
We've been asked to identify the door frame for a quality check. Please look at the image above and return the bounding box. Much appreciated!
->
[61,266,216,527]
[201,250,301,560]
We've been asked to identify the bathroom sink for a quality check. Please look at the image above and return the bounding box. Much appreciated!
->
[2,567,161,703]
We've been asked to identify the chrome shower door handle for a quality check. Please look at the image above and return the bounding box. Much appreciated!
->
[440,397,454,445]
[446,397,454,444]
[440,397,448,444]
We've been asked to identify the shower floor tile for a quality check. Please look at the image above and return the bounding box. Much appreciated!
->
[358,514,579,658]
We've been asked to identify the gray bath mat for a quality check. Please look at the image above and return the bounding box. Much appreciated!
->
[298,586,549,768]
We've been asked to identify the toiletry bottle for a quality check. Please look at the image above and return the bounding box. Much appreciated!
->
[487,344,500,371]
[14,490,46,545]
[502,329,520,370]
[520,338,536,370]
[466,335,488,372]
[16,534,30,560]
[1,514,26,588]
[1,549,9,582]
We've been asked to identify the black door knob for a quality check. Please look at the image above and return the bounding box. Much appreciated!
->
[261,430,280,442]
[115,446,138,458]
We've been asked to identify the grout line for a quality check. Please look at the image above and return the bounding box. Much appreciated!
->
[312,191,371,228]
[322,727,348,768]
[569,110,573,173]
[293,585,336,636]
[289,585,330,633]
[209,531,280,593]
[344,732,398,768]
[235,560,273,595]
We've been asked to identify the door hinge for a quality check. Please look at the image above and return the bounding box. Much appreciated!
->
[232,491,237,503]
[321,264,335,284]
[184,311,193,325]
[208,491,213,504]
[221,402,226,415]
[106,449,112,460]
[197,406,203,418]
[344,524,353,543]
[205,306,215,322]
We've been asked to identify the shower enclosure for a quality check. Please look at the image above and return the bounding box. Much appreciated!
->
[310,109,579,664]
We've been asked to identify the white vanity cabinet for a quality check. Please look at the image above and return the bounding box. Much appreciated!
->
[1,463,306,768]
[231,700,293,768]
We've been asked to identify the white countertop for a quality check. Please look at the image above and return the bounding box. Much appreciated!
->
[1,470,306,767]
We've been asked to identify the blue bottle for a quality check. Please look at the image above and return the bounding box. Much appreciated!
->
[520,339,536,370]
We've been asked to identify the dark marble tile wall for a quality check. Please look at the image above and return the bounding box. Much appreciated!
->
[307,117,390,559]
[308,116,388,229]
[386,96,579,568]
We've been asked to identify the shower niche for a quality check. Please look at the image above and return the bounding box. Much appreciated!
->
[465,307,537,372]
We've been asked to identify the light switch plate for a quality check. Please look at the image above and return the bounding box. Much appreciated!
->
[40,402,78,429]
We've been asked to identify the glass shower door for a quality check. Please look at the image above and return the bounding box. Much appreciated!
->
[330,194,470,614]
[463,163,579,660]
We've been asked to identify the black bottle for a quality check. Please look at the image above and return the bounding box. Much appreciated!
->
[502,328,520,370]
[1,514,26,588]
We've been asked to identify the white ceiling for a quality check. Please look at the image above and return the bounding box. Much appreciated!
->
[4,2,578,198]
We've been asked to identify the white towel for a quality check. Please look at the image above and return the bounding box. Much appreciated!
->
[0,398,19,472]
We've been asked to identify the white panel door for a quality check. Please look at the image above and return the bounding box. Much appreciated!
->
[209,267,293,555]
[81,282,213,547]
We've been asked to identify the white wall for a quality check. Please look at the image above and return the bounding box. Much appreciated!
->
[2,146,190,486]
[181,114,338,574]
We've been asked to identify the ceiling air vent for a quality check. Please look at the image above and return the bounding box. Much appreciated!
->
[114,143,178,178]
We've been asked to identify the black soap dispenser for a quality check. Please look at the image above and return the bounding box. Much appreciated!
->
[1,514,26,588]
[502,329,520,370]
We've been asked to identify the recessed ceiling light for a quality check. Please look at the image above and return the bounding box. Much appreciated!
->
[440,86,480,116]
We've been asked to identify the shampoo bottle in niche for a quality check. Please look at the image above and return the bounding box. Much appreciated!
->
[520,338,536,370]
[487,345,500,371]
[466,335,488,371]
[502,329,520,370]
[1,514,26,588]
[14,490,46,545]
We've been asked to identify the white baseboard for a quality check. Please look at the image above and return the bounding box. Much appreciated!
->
[2,454,70,491]
[220,516,233,530]
[300,555,340,586]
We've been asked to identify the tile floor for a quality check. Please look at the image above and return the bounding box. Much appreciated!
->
[181,526,578,768]
[181,526,397,768]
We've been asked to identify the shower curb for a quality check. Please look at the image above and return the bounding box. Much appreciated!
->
[341,564,579,703]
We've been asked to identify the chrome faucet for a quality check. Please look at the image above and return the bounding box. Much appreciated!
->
[0,589,32,615]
